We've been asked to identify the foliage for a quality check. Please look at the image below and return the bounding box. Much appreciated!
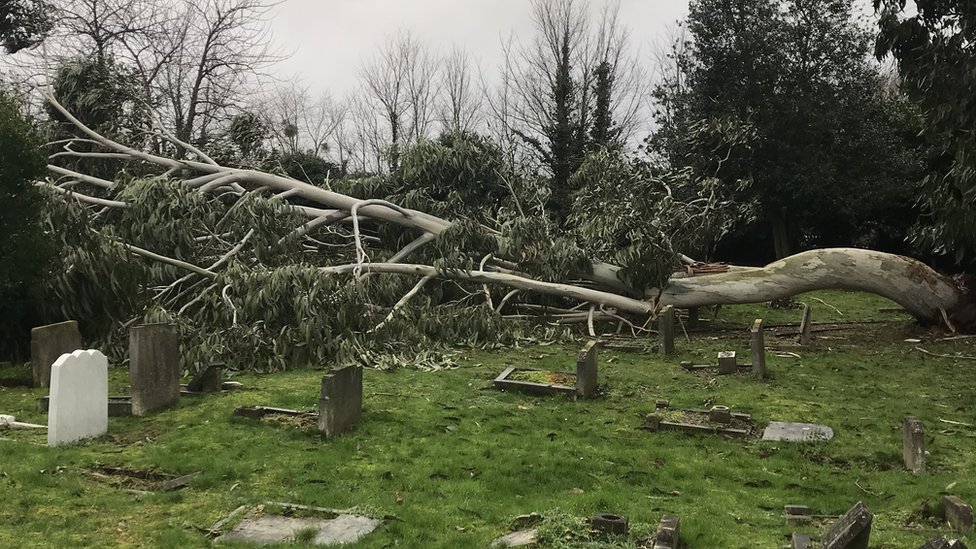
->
[876,0,976,268]
[0,0,51,53]
[652,0,926,259]
[0,87,52,358]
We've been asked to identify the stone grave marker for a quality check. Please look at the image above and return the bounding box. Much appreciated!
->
[918,536,969,549]
[220,513,381,546]
[659,305,675,356]
[653,514,680,549]
[591,513,628,535]
[799,303,813,346]
[318,365,363,438]
[751,318,768,378]
[791,533,813,549]
[129,323,181,416]
[31,320,82,388]
[944,496,973,531]
[576,340,598,398]
[47,349,108,446]
[785,504,812,525]
[718,350,737,374]
[821,501,872,549]
[186,362,223,393]
[763,422,834,442]
[903,416,926,473]
[686,307,699,330]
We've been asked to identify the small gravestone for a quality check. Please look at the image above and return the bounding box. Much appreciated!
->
[129,323,181,416]
[799,304,813,346]
[751,318,767,378]
[31,320,82,388]
[686,307,699,330]
[318,365,363,438]
[944,496,973,531]
[903,416,926,473]
[47,350,108,446]
[659,306,675,356]
[653,514,680,549]
[591,513,628,535]
[918,537,969,549]
[785,504,812,525]
[763,422,834,442]
[187,362,223,393]
[822,501,872,549]
[576,340,598,399]
[709,405,732,424]
[718,351,737,374]
[792,533,813,549]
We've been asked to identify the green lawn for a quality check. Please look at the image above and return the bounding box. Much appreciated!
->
[1,290,974,548]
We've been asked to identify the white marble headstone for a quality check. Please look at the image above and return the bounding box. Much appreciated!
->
[47,349,108,446]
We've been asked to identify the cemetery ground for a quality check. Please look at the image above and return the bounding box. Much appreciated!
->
[1,291,975,548]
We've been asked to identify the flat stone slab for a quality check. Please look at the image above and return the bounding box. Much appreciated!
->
[220,514,380,546]
[491,528,538,548]
[763,422,833,442]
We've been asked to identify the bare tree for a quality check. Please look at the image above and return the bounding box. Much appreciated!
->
[437,46,482,134]
[260,81,346,157]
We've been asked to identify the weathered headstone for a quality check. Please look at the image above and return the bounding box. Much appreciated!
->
[129,323,181,416]
[763,422,834,442]
[187,362,223,393]
[903,416,926,473]
[751,318,768,378]
[686,307,699,330]
[709,405,732,424]
[791,533,813,549]
[318,365,363,437]
[944,496,974,531]
[47,349,108,446]
[822,501,872,549]
[576,340,598,399]
[30,320,82,388]
[917,536,969,549]
[718,350,737,374]
[659,306,675,356]
[799,303,813,346]
[653,514,680,549]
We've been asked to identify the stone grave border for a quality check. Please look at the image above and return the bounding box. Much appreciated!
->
[644,400,753,436]
[493,366,577,396]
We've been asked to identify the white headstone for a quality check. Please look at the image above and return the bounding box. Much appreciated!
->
[47,349,108,446]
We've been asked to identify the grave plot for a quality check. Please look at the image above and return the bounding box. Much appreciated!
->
[234,406,319,430]
[215,502,383,546]
[493,341,599,398]
[680,351,754,375]
[85,465,201,493]
[643,400,756,436]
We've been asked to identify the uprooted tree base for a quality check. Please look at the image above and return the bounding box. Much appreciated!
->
[35,93,974,369]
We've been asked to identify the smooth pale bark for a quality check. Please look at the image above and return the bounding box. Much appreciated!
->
[659,248,964,322]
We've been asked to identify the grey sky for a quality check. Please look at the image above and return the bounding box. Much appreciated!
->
[267,0,690,97]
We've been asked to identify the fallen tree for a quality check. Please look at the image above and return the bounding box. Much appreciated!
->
[36,93,972,368]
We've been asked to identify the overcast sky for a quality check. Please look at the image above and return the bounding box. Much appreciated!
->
[267,0,690,97]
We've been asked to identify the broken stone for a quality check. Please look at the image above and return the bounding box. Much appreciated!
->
[187,362,223,393]
[314,514,382,545]
[917,536,969,549]
[762,422,834,442]
[903,416,926,473]
[717,351,736,374]
[653,514,680,549]
[0,414,45,429]
[791,533,813,549]
[659,306,675,356]
[591,513,628,536]
[799,304,813,346]
[751,318,768,379]
[129,323,181,416]
[821,501,872,549]
[491,528,538,548]
[47,350,108,446]
[318,365,363,438]
[219,512,380,546]
[655,399,670,409]
[944,495,974,531]
[159,471,201,492]
[30,320,82,388]
[575,340,598,399]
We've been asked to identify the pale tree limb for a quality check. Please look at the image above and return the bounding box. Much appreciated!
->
[371,275,435,333]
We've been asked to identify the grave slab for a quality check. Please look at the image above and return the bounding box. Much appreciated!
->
[491,528,538,548]
[318,365,363,438]
[31,320,82,388]
[903,416,926,473]
[47,349,108,446]
[944,495,974,531]
[751,318,768,379]
[791,533,813,549]
[129,323,180,416]
[821,501,872,549]
[763,422,834,442]
[220,515,329,545]
[314,514,381,545]
[576,340,598,399]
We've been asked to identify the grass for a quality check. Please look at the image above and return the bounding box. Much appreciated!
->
[0,290,974,548]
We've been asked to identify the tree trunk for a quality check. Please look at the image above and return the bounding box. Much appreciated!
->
[771,207,792,259]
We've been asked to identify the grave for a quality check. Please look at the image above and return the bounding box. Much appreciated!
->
[751,318,768,378]
[821,501,872,549]
[318,365,363,438]
[591,513,628,535]
[129,323,180,416]
[903,416,926,473]
[762,422,834,442]
[493,341,599,399]
[791,533,813,549]
[644,401,753,436]
[186,362,223,393]
[39,395,132,416]
[943,496,973,531]
[218,503,381,546]
[799,303,813,346]
[918,537,969,549]
[785,504,812,525]
[653,514,680,549]
[659,305,675,356]
[47,349,108,446]
[86,466,200,493]
[718,350,737,374]
[30,320,82,388]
